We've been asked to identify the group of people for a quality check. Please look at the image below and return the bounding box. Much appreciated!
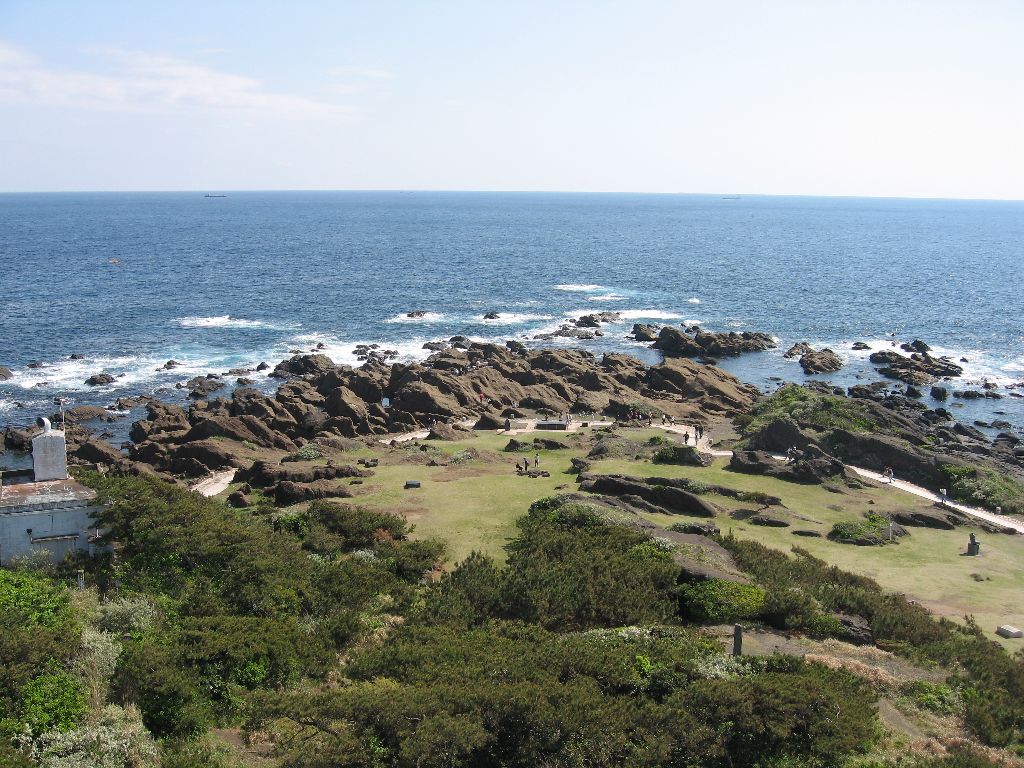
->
[516,455,540,474]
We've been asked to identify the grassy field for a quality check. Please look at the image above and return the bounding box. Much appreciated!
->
[216,425,1024,643]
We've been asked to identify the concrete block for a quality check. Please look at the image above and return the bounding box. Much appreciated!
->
[996,625,1023,639]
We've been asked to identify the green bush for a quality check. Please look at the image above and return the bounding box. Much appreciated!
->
[940,464,1024,515]
[19,671,87,734]
[901,680,965,715]
[679,580,766,623]
[282,443,324,462]
[0,572,74,630]
[828,513,893,545]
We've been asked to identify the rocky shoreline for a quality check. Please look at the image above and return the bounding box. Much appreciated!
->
[3,323,1023,513]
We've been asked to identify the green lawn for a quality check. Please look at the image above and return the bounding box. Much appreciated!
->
[216,426,1024,644]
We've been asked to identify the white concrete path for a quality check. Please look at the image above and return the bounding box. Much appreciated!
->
[847,466,1024,535]
[191,469,237,498]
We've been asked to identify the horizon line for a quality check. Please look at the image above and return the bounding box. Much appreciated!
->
[1,188,1023,204]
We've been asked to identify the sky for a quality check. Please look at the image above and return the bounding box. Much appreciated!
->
[1,0,1022,198]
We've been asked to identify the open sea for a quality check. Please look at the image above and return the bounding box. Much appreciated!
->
[2,191,1023,449]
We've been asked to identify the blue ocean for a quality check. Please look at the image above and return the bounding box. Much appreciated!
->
[2,191,1023,440]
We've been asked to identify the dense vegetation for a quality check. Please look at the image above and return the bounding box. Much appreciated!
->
[736,384,880,436]
[2,473,1021,767]
[939,464,1024,515]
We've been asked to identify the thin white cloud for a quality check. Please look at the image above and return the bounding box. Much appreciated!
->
[0,42,349,116]
[326,66,394,80]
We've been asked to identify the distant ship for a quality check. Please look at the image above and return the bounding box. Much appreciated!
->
[204,194,227,198]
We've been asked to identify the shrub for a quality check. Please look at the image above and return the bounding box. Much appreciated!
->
[901,680,965,715]
[940,464,1024,515]
[95,595,159,636]
[19,671,87,734]
[679,580,766,623]
[828,513,893,545]
[282,444,323,462]
[23,704,159,768]
[0,572,74,630]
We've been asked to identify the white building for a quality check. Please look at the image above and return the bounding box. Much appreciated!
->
[0,418,104,564]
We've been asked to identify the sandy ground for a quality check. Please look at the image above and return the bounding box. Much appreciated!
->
[191,469,236,497]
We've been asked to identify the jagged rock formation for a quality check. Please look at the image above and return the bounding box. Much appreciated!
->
[653,326,776,358]
[118,343,759,479]
[869,349,963,385]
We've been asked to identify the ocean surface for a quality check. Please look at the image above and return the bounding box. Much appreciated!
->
[2,191,1023,453]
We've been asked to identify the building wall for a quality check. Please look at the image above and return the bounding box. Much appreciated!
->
[0,502,102,565]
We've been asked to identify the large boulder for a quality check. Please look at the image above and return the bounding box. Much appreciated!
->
[129,402,190,443]
[745,418,820,453]
[799,348,843,374]
[631,324,660,342]
[0,366,13,381]
[272,353,337,378]
[72,438,124,466]
[85,373,115,386]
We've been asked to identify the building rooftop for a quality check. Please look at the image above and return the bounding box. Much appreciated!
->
[0,477,97,510]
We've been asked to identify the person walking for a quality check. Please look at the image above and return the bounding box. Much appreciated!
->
[534,454,540,468]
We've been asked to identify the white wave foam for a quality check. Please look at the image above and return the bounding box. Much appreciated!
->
[479,313,554,325]
[617,309,684,321]
[175,315,287,329]
[385,312,447,324]
[687,297,701,304]
[587,294,627,302]
[725,320,747,328]
[554,284,605,292]
[285,332,437,368]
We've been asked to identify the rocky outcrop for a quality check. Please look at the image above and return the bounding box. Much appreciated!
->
[239,460,371,488]
[85,373,115,386]
[653,326,776,358]
[889,509,962,530]
[183,375,224,400]
[274,480,352,506]
[72,438,124,466]
[272,353,337,378]
[119,344,761,480]
[869,350,963,385]
[784,343,813,359]
[745,418,821,453]
[0,366,12,381]
[59,406,118,424]
[578,473,721,518]
[631,324,660,342]
[651,445,713,466]
[729,446,848,484]
[798,348,843,375]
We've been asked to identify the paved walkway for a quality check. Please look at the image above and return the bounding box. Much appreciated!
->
[847,466,1024,535]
